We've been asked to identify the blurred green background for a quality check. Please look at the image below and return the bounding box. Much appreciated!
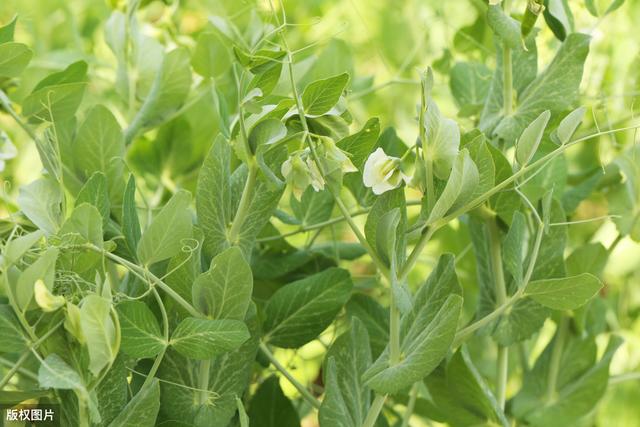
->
[1,0,639,425]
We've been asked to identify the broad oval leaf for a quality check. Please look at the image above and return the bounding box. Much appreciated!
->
[192,246,253,320]
[516,110,550,166]
[81,294,119,376]
[301,72,349,116]
[108,379,160,427]
[137,190,193,266]
[117,301,165,358]
[0,42,32,78]
[170,317,249,359]
[524,273,603,310]
[263,268,353,348]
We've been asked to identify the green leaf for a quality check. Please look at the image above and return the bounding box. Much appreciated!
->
[125,47,192,144]
[319,318,372,427]
[449,62,492,116]
[38,354,86,392]
[191,32,231,78]
[117,301,165,358]
[16,247,59,311]
[17,177,63,235]
[248,118,286,154]
[197,136,232,258]
[428,149,479,223]
[247,376,300,427]
[0,42,32,78]
[73,105,125,191]
[2,230,44,267]
[108,379,160,427]
[236,397,250,427]
[0,15,17,43]
[365,188,407,272]
[524,273,603,310]
[263,268,353,348]
[76,172,110,226]
[192,246,253,320]
[290,187,334,226]
[122,175,141,258]
[57,203,104,273]
[487,5,521,49]
[363,254,463,394]
[170,317,249,359]
[338,118,381,205]
[425,349,509,427]
[516,110,551,166]
[0,305,28,353]
[492,298,550,345]
[22,61,88,123]
[301,72,350,116]
[491,33,590,142]
[81,295,118,376]
[502,211,526,286]
[96,357,128,425]
[513,334,623,427]
[137,190,193,266]
[553,106,586,145]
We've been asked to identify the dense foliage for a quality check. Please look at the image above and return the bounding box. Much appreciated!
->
[1,0,639,426]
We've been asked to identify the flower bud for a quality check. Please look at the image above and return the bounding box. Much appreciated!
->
[34,279,65,312]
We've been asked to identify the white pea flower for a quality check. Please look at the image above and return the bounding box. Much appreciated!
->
[34,279,65,312]
[363,148,407,195]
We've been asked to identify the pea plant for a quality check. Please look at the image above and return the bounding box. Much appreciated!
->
[0,0,638,426]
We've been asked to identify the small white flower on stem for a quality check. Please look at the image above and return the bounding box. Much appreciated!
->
[363,148,407,195]
[306,157,326,191]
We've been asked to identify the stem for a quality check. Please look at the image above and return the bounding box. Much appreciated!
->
[198,360,211,405]
[0,351,31,389]
[502,1,513,118]
[86,245,201,318]
[141,289,168,391]
[496,346,509,409]
[389,283,401,366]
[453,288,524,347]
[259,342,321,409]
[545,316,569,402]
[362,394,387,427]
[227,161,258,245]
[401,383,419,427]
[398,226,436,283]
[487,217,508,409]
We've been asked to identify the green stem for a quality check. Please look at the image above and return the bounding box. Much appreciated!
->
[502,1,513,118]
[389,284,401,366]
[86,245,201,318]
[259,342,321,409]
[362,394,387,427]
[141,289,168,391]
[401,383,419,427]
[227,161,258,245]
[546,316,569,403]
[198,360,211,406]
[0,351,31,389]
[487,217,508,409]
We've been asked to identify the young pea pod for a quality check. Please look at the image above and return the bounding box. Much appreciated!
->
[521,0,545,38]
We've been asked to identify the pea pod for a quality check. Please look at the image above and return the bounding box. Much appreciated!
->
[521,0,545,38]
